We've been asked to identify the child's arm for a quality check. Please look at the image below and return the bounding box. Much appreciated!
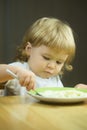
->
[75,83,87,89]
[0,64,35,90]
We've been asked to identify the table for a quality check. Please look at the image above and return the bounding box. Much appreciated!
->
[0,95,87,130]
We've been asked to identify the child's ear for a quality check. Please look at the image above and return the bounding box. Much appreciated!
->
[25,42,32,56]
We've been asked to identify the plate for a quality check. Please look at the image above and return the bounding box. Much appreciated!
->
[27,87,87,103]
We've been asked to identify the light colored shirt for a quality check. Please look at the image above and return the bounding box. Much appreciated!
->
[5,61,64,95]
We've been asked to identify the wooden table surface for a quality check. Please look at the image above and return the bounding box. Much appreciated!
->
[0,95,87,130]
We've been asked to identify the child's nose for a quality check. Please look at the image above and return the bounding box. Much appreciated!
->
[47,62,56,69]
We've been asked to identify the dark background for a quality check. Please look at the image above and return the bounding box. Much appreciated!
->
[0,0,87,87]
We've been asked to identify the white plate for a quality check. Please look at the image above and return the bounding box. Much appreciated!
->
[27,87,87,103]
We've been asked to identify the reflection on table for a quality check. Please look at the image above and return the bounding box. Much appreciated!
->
[0,95,87,130]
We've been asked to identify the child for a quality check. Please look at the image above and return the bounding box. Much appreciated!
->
[0,64,35,90]
[4,17,87,95]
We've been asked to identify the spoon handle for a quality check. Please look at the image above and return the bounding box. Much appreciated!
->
[6,69,18,79]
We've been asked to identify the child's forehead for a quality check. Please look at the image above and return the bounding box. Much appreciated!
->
[38,45,68,58]
[39,45,67,54]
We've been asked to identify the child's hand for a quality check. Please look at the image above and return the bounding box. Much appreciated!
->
[75,84,87,89]
[16,68,35,91]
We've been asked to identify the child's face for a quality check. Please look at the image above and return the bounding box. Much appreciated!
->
[28,45,68,78]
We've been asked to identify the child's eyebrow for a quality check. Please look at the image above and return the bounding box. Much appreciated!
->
[42,52,67,62]
[42,53,51,56]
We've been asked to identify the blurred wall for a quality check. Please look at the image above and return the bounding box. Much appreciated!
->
[0,0,87,87]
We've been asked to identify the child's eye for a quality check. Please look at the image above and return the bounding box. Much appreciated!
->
[56,61,62,64]
[43,56,50,60]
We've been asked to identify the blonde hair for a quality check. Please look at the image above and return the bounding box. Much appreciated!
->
[15,17,76,74]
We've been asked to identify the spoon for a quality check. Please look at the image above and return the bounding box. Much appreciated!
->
[6,69,18,79]
[33,89,42,96]
[6,69,42,96]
